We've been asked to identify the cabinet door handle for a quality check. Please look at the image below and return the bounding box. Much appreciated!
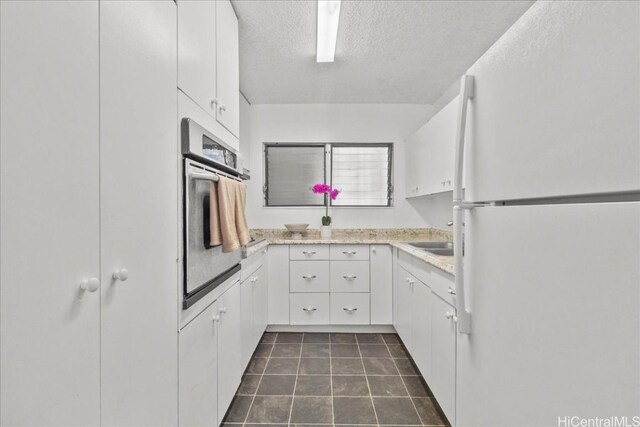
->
[342,275,357,280]
[212,314,220,322]
[302,307,317,312]
[343,307,358,312]
[302,251,316,255]
[112,268,129,282]
[79,277,99,293]
[342,251,357,255]
[447,287,456,295]
[218,105,226,113]
[219,307,227,314]
[302,275,317,280]
[446,311,454,319]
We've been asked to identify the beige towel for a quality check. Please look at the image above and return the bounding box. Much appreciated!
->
[209,182,223,247]
[210,176,250,253]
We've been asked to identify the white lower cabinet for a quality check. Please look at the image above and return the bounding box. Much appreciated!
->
[395,266,415,352]
[217,281,243,425]
[179,301,219,427]
[330,293,370,324]
[241,261,268,367]
[268,244,392,326]
[430,293,457,425]
[394,254,457,426]
[412,281,433,384]
[290,293,330,325]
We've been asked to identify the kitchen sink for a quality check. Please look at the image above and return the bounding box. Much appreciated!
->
[407,241,454,250]
[406,241,454,256]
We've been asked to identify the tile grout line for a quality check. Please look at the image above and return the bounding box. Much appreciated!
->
[286,333,303,425]
[356,334,381,427]
[382,336,426,426]
[242,332,277,426]
[329,335,335,426]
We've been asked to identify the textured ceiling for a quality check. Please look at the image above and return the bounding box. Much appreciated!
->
[232,0,534,104]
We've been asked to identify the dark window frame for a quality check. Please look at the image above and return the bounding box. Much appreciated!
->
[263,142,394,208]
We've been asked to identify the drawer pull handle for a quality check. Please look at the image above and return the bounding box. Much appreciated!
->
[343,307,358,312]
[302,307,317,312]
[343,275,357,280]
[302,275,317,280]
[447,287,456,295]
[302,251,316,255]
[342,251,357,255]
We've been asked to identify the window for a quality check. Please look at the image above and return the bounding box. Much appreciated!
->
[264,143,393,207]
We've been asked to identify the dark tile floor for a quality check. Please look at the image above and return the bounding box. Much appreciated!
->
[222,332,450,426]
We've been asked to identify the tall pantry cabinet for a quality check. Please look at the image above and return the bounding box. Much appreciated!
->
[0,1,178,425]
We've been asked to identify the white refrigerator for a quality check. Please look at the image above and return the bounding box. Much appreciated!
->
[453,2,640,426]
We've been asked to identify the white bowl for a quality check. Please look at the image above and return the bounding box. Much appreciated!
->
[285,224,309,239]
[285,224,309,233]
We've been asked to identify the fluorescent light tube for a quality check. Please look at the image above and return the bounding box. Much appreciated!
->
[317,0,341,63]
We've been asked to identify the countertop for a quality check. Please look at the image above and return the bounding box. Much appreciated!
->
[244,228,455,275]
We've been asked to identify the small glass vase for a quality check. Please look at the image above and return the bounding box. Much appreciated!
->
[320,225,332,239]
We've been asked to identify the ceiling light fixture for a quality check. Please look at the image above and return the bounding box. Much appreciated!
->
[316,0,341,63]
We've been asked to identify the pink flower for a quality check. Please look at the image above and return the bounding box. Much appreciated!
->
[312,183,331,194]
[329,188,340,200]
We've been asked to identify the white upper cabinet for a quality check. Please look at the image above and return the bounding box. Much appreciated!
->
[216,0,240,137]
[0,2,101,425]
[177,0,217,118]
[405,96,459,198]
[178,0,240,143]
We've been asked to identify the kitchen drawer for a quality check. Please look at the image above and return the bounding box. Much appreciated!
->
[330,293,370,325]
[330,245,369,261]
[330,261,370,293]
[290,293,330,325]
[290,261,330,292]
[241,248,266,281]
[290,245,329,260]
[398,249,413,273]
[413,258,456,306]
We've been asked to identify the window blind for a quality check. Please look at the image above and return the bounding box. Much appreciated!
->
[265,145,326,206]
[331,145,392,207]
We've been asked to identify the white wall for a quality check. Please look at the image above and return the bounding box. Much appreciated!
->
[244,103,445,229]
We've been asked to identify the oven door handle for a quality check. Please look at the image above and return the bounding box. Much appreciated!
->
[189,171,219,182]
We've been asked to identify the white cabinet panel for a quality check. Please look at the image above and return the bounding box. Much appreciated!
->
[330,293,370,325]
[0,2,100,425]
[411,281,432,384]
[99,2,178,425]
[395,266,414,352]
[290,293,330,325]
[240,276,254,367]
[177,0,216,117]
[370,245,393,324]
[465,2,640,201]
[290,261,330,293]
[217,281,243,425]
[430,294,456,425]
[215,0,240,137]
[179,301,219,427]
[330,261,370,293]
[252,264,269,344]
[268,245,290,324]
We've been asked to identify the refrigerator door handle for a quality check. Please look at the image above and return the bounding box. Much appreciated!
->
[453,74,474,204]
[454,205,472,334]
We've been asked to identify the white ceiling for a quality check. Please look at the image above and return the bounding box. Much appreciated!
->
[232,0,534,105]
